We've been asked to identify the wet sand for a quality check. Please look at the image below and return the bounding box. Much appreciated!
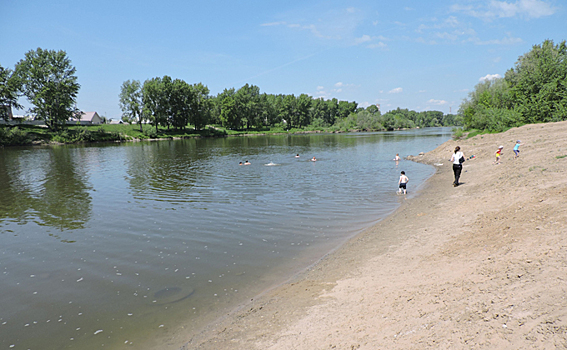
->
[180,121,567,349]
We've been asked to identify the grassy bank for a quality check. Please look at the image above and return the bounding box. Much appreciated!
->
[0,123,338,147]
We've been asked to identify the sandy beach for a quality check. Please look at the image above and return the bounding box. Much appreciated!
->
[182,121,567,349]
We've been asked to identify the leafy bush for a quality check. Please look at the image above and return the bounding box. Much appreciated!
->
[0,126,31,146]
[460,39,567,132]
[142,126,158,138]
[51,127,122,143]
[465,107,522,132]
[452,127,464,139]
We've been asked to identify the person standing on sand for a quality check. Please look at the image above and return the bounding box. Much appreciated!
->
[493,146,503,165]
[450,146,465,187]
[398,171,409,194]
[513,140,522,159]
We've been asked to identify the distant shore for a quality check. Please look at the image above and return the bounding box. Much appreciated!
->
[177,121,567,349]
[0,123,433,147]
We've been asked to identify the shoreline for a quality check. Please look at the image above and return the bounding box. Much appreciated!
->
[1,124,424,148]
[180,121,567,349]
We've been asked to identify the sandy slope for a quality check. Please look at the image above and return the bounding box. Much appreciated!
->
[183,121,567,350]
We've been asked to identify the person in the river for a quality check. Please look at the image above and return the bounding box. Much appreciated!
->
[398,171,409,195]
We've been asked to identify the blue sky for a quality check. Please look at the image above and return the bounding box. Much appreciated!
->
[1,0,565,120]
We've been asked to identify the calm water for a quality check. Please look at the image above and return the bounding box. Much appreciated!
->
[0,128,451,349]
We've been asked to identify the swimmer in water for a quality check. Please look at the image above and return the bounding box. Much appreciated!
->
[244,160,251,165]
[239,162,243,165]
[393,154,400,161]
[311,157,317,162]
[295,154,300,158]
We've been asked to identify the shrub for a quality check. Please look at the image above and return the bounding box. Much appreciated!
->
[0,126,31,146]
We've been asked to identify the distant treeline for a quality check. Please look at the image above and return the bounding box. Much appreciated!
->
[120,79,461,133]
[1,47,460,139]
[459,39,567,132]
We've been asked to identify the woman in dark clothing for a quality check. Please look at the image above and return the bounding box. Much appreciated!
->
[450,146,465,186]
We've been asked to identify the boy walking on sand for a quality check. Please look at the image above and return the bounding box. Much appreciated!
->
[513,140,522,159]
[398,171,409,195]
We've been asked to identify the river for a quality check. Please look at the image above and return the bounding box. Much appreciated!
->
[0,128,452,349]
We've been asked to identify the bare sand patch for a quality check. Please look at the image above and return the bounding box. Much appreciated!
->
[183,121,567,350]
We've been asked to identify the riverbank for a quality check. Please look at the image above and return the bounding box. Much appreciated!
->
[182,120,567,349]
[0,123,425,147]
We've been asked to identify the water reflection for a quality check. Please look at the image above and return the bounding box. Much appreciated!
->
[0,150,34,226]
[125,141,201,203]
[0,147,92,233]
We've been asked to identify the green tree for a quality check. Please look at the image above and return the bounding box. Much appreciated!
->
[142,77,168,132]
[280,94,297,129]
[0,64,23,120]
[15,48,80,130]
[366,104,380,115]
[295,94,312,127]
[119,79,144,131]
[188,82,211,130]
[168,79,191,129]
[260,93,278,126]
[212,88,235,126]
[505,39,567,123]
[219,95,241,129]
[235,84,261,129]
[309,98,329,126]
[337,100,357,120]
[325,98,339,125]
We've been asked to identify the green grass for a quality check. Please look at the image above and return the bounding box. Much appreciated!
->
[556,155,567,159]
[452,127,464,139]
[1,123,328,146]
[464,127,513,139]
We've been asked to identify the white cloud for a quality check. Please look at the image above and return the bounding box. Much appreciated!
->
[367,42,387,49]
[479,74,502,81]
[469,33,523,45]
[261,21,286,27]
[353,34,389,49]
[314,82,357,99]
[427,99,448,105]
[389,87,403,94]
[492,0,556,18]
[354,34,372,44]
[452,0,556,20]
[415,16,479,44]
[419,90,427,93]
[261,7,366,43]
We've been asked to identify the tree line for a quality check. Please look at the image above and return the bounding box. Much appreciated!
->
[121,79,460,133]
[2,47,459,135]
[459,39,567,132]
